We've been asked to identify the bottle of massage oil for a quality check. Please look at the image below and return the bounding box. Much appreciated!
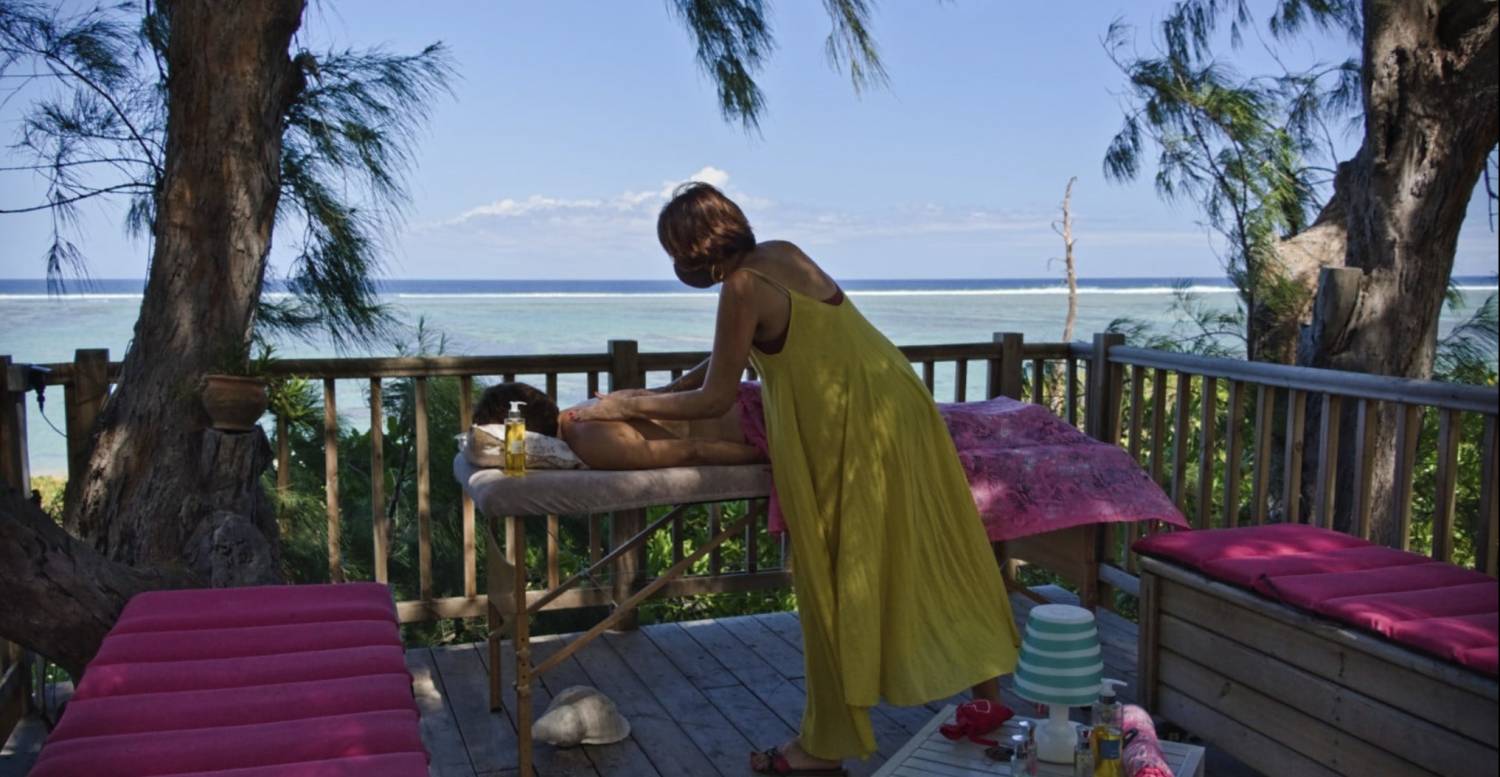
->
[504,401,527,476]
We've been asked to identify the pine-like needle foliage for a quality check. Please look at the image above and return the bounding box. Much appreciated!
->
[1102,1,1362,353]
[666,0,886,130]
[0,1,452,347]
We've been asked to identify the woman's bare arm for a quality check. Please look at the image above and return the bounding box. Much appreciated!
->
[569,271,758,422]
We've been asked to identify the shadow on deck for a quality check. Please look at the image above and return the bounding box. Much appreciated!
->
[2,589,1255,777]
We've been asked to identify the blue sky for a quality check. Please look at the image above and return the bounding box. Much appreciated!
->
[1,1,1495,282]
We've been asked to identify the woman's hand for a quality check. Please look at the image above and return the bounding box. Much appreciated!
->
[563,394,639,423]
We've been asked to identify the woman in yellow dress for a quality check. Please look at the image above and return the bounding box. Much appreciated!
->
[566,182,1019,774]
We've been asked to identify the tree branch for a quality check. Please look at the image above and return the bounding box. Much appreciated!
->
[0,181,151,214]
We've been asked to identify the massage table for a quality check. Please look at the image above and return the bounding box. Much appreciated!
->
[453,453,1153,777]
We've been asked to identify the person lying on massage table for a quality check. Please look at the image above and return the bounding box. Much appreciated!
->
[472,379,767,470]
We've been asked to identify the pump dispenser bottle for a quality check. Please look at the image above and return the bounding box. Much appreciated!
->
[1090,678,1126,777]
[504,401,526,476]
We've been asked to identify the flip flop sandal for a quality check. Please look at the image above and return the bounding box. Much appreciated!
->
[749,747,849,776]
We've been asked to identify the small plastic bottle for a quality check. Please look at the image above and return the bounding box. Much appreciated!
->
[1073,727,1094,777]
[1008,734,1030,775]
[1017,719,1038,775]
[503,401,527,476]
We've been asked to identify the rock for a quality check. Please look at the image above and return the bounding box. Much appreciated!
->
[532,685,631,746]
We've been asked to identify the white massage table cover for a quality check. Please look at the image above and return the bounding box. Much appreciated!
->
[454,455,772,517]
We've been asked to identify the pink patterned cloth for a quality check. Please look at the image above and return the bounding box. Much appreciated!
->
[1122,704,1175,777]
[737,383,1186,540]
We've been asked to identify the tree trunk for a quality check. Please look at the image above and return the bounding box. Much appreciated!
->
[1253,193,1348,364]
[64,0,304,576]
[1303,0,1498,544]
[0,488,173,678]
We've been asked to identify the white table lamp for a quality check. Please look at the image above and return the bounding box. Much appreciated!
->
[1012,604,1103,763]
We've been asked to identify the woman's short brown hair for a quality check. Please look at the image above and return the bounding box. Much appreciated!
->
[657,182,756,273]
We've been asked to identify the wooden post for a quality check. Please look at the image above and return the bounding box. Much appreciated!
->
[64,348,108,487]
[989,332,1024,400]
[1087,333,1125,444]
[607,340,646,630]
[0,356,30,493]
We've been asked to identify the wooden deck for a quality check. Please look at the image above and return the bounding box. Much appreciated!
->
[2,590,1255,777]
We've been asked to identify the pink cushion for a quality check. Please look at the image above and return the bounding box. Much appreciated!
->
[1133,523,1367,569]
[1313,582,1499,637]
[112,582,396,635]
[51,674,417,742]
[73,645,407,701]
[30,710,423,777]
[1457,646,1499,677]
[1134,525,1498,677]
[1260,562,1490,611]
[91,619,401,665]
[1389,614,1500,667]
[1200,544,1425,589]
[37,583,426,777]
[154,754,432,777]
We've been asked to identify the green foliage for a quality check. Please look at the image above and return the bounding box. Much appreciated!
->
[666,0,885,131]
[30,474,65,521]
[0,1,452,347]
[1103,2,1360,354]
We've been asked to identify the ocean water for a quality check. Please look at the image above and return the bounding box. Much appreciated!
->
[3,276,1494,476]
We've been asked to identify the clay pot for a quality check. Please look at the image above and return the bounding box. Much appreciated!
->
[201,375,269,432]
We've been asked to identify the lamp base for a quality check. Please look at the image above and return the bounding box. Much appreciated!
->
[1035,705,1078,764]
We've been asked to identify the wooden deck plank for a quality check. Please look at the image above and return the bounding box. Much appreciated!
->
[432,643,527,776]
[474,637,600,777]
[407,647,480,777]
[602,629,757,777]
[569,635,720,777]
[639,622,740,689]
[716,612,807,681]
[526,636,658,777]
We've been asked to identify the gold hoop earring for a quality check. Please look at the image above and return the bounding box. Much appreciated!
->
[710,264,725,283]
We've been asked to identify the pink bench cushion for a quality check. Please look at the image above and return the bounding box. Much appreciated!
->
[33,583,426,777]
[1134,525,1499,677]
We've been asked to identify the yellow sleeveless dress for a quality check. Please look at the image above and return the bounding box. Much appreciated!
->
[742,268,1021,760]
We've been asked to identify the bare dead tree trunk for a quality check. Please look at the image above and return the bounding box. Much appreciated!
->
[1303,0,1498,544]
[1055,176,1079,344]
[0,488,174,678]
[1048,177,1079,413]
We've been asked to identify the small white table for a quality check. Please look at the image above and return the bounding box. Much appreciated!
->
[872,705,1205,777]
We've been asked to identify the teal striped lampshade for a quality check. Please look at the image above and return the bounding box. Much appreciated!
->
[1013,604,1103,708]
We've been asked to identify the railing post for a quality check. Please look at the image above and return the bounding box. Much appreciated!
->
[607,340,646,630]
[0,356,31,493]
[64,348,109,490]
[986,332,1024,400]
[1087,333,1125,444]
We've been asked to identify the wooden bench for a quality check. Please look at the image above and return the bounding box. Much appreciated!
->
[1139,554,1498,777]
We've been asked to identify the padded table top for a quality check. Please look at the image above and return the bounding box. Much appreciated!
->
[454,454,772,517]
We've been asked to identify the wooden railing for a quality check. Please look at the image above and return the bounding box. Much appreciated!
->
[4,335,1090,628]
[4,332,1494,633]
[1086,335,1500,581]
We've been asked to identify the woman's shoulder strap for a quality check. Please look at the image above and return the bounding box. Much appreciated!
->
[733,265,791,294]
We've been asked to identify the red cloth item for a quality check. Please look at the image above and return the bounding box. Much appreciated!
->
[938,699,1014,746]
[32,583,426,777]
[1121,704,1173,777]
[1133,525,1499,677]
